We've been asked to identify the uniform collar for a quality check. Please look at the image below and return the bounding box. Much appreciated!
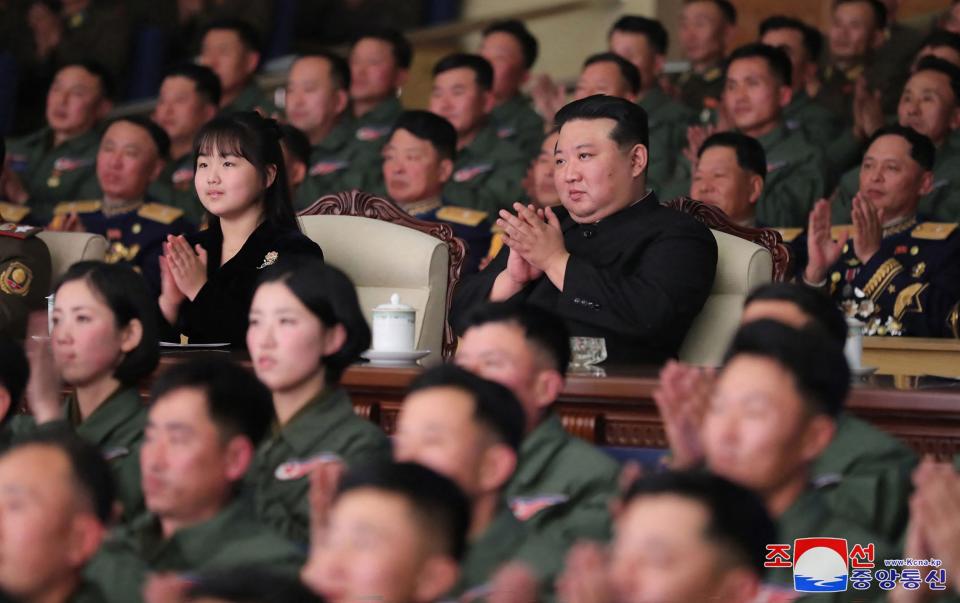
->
[882,214,917,238]
[459,123,499,158]
[134,498,249,565]
[65,387,143,445]
[401,197,442,216]
[776,487,831,541]
[491,94,532,119]
[44,127,101,153]
[314,117,356,154]
[512,413,569,488]
[562,189,658,231]
[754,123,790,149]
[637,85,669,114]
[267,387,354,456]
[356,97,403,124]
[100,197,144,218]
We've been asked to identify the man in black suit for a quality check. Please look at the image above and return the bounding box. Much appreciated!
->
[452,95,718,365]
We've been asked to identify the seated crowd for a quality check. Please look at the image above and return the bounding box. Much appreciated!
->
[0,1,959,602]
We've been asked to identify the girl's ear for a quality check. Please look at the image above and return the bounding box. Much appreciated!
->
[265,164,278,189]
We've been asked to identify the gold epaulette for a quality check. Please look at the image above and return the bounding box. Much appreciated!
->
[831,225,852,240]
[53,200,101,215]
[776,227,802,243]
[704,67,722,82]
[436,206,488,227]
[0,202,31,223]
[911,222,957,241]
[0,223,41,239]
[137,202,184,225]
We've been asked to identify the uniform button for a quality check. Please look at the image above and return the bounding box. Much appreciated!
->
[582,228,595,239]
[574,297,582,304]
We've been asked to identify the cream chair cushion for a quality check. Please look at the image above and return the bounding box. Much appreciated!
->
[35,231,108,286]
[298,215,449,366]
[679,229,773,366]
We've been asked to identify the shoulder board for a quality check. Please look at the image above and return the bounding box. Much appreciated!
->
[0,223,42,239]
[53,200,101,215]
[776,227,803,243]
[0,202,31,224]
[911,222,957,241]
[704,67,722,82]
[436,206,488,227]
[831,225,852,240]
[137,203,184,225]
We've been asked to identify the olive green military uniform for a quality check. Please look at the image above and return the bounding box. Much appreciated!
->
[147,153,205,226]
[813,414,917,544]
[784,90,843,151]
[6,128,102,225]
[505,413,618,546]
[754,124,828,228]
[815,63,866,128]
[672,65,724,119]
[0,223,51,339]
[443,124,528,215]
[491,94,545,160]
[246,387,391,544]
[638,86,695,192]
[870,24,927,116]
[68,580,110,603]
[221,82,278,116]
[294,119,371,210]
[86,500,305,603]
[348,97,405,197]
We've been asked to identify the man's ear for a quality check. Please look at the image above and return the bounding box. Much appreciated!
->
[918,170,934,196]
[532,369,564,414]
[66,514,106,569]
[224,435,255,482]
[482,90,497,115]
[96,98,113,121]
[245,50,261,77]
[800,415,837,463]
[949,106,960,132]
[333,89,350,117]
[478,443,517,493]
[653,54,666,77]
[778,85,794,110]
[748,174,764,205]
[0,388,10,424]
[150,157,167,183]
[412,556,460,603]
[629,143,649,178]
[438,158,454,184]
[722,24,737,56]
[395,69,410,90]
[871,28,887,51]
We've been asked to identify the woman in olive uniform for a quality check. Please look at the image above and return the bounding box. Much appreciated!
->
[158,112,323,346]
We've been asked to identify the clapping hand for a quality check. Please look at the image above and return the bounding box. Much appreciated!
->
[851,193,884,265]
[804,199,848,284]
[499,203,568,283]
[24,311,62,424]
[162,235,208,301]
[653,360,714,470]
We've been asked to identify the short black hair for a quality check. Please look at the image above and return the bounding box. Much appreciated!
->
[107,115,171,160]
[150,357,274,447]
[759,15,824,63]
[11,432,115,524]
[483,19,539,69]
[625,470,776,578]
[163,63,222,107]
[583,52,642,95]
[278,124,311,167]
[392,110,458,162]
[201,17,262,53]
[554,94,650,151]
[726,43,793,88]
[684,0,737,25]
[57,60,115,101]
[188,567,322,603]
[833,0,888,30]
[56,262,159,386]
[724,319,849,417]
[433,53,494,92]
[255,257,370,385]
[913,56,960,103]
[698,131,768,181]
[295,51,352,92]
[352,27,413,70]
[338,462,471,562]
[463,303,570,373]
[0,337,28,413]
[609,15,669,55]
[408,364,526,452]
[867,124,936,171]
[919,30,960,58]
[745,282,848,345]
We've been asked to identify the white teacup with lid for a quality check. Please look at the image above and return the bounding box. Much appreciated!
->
[372,293,416,352]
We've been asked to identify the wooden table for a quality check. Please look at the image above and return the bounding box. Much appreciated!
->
[863,337,960,378]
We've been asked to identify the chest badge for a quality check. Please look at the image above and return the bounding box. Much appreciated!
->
[509,494,569,521]
[258,251,279,269]
[274,453,342,481]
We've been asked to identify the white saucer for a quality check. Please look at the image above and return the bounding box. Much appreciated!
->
[851,365,877,378]
[361,349,430,366]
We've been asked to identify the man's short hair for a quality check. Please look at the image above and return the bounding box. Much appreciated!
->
[57,60,115,101]
[759,15,824,63]
[150,357,274,447]
[833,0,888,30]
[745,283,848,345]
[609,15,669,55]
[483,19,539,70]
[0,338,28,413]
[583,52,642,95]
[279,124,311,167]
[433,53,494,91]
[352,27,413,70]
[726,43,793,88]
[554,94,649,151]
[392,110,458,162]
[867,124,936,171]
[625,470,776,578]
[201,17,262,53]
[408,365,526,452]
[463,303,571,373]
[724,319,849,417]
[683,0,737,25]
[11,432,115,524]
[163,63,222,107]
[338,462,471,562]
[296,51,352,92]
[698,132,768,181]
[188,568,323,603]
[913,56,960,103]
[919,30,960,57]
[108,115,172,160]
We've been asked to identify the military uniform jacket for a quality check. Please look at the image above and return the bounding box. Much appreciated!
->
[6,128,101,224]
[452,193,718,364]
[813,413,917,544]
[491,94,545,160]
[294,118,368,210]
[0,223,51,339]
[784,90,843,151]
[815,63,866,128]
[405,199,492,274]
[638,86,695,191]
[147,153,205,226]
[221,82,278,116]
[443,124,528,215]
[755,124,828,228]
[166,221,323,346]
[673,64,723,117]
[86,500,305,603]
[68,580,110,603]
[505,413,618,545]
[246,387,391,544]
[792,218,960,337]
[349,97,405,197]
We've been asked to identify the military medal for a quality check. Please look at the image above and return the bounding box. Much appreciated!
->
[47,171,61,188]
